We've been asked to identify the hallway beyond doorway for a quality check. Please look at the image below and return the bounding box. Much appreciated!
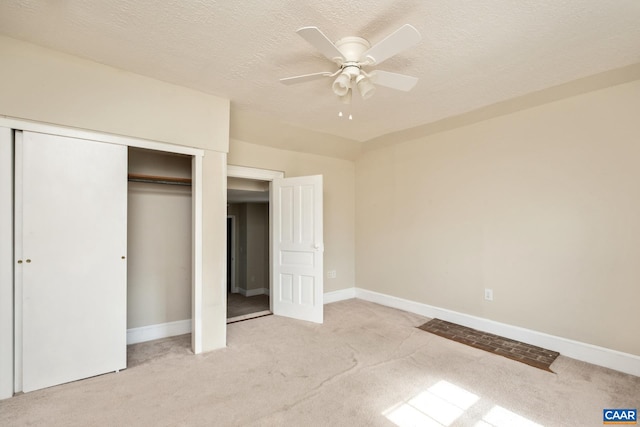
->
[227,293,269,319]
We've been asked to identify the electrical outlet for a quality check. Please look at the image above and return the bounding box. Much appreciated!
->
[484,288,493,301]
[327,270,337,279]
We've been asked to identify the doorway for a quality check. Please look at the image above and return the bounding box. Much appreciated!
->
[226,165,324,325]
[227,177,271,322]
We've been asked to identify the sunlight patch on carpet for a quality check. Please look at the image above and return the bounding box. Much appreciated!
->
[383,380,478,427]
[477,405,543,427]
[383,380,543,427]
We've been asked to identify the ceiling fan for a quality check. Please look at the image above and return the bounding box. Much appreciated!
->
[280,24,421,103]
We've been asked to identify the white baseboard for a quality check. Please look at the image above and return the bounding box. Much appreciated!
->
[127,319,192,345]
[238,287,269,297]
[354,288,640,377]
[324,287,356,304]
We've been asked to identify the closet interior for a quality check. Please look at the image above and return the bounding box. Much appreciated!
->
[127,147,193,352]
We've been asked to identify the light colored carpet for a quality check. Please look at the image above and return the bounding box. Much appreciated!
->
[1,299,639,426]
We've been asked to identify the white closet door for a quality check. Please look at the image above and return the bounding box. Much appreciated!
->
[16,131,127,393]
[271,175,324,323]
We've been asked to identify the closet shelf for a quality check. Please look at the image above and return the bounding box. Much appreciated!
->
[127,173,192,186]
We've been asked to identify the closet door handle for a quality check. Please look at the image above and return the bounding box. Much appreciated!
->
[17,259,22,264]
[26,259,31,263]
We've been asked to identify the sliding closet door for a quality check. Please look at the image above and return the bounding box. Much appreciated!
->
[15,131,127,393]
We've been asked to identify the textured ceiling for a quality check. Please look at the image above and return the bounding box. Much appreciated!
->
[1,1,639,143]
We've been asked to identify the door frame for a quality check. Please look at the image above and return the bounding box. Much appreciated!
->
[227,165,284,314]
[0,117,205,398]
[226,215,237,294]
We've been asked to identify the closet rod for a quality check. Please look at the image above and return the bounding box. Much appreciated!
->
[127,173,192,187]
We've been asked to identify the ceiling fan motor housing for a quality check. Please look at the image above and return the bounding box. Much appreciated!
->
[335,36,370,63]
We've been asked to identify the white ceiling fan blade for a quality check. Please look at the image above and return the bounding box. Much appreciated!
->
[279,72,333,85]
[362,24,421,66]
[296,27,345,64]
[370,70,419,92]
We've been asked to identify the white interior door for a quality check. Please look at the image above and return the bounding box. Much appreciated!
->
[15,131,127,393]
[271,175,323,323]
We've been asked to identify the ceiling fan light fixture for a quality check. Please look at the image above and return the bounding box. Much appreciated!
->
[356,74,376,100]
[281,25,421,103]
[339,88,352,104]
[332,71,351,96]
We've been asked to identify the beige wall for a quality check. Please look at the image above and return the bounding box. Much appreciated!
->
[245,203,269,292]
[227,203,242,292]
[228,139,356,293]
[230,109,363,160]
[0,35,229,353]
[0,36,229,152]
[356,79,640,356]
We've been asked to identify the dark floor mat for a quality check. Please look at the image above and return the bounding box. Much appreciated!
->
[418,318,559,372]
